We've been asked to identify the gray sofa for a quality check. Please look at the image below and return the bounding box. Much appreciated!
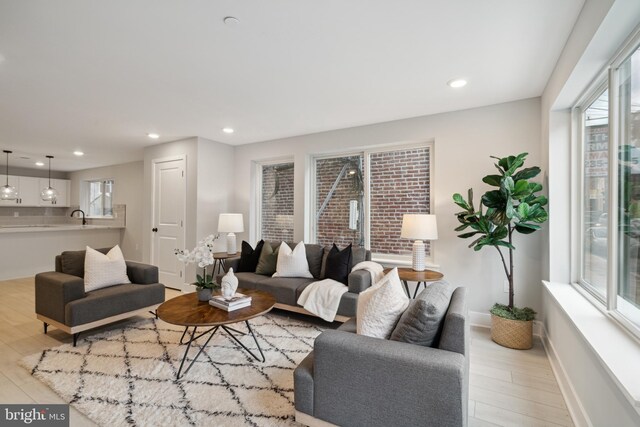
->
[221,241,372,319]
[294,287,469,427]
[35,248,165,346]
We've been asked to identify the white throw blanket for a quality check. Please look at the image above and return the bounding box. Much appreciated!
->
[351,261,385,285]
[297,279,348,322]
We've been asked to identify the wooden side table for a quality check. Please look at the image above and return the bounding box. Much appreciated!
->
[212,251,240,275]
[384,267,444,298]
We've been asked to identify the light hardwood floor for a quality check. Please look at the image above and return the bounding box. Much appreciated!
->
[0,277,573,427]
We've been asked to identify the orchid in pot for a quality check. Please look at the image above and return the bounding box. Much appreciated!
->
[175,234,220,301]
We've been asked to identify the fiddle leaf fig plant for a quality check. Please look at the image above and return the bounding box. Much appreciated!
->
[453,153,548,320]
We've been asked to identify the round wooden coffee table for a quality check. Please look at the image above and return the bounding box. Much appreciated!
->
[157,288,276,379]
[383,267,444,298]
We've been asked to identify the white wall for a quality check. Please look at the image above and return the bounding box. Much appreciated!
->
[233,98,542,315]
[541,0,640,424]
[68,161,144,261]
[196,137,234,253]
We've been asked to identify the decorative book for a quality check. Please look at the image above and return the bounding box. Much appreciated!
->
[209,299,251,312]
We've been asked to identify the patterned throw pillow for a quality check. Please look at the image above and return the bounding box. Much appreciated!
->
[356,268,409,339]
[84,245,131,292]
[273,242,313,278]
[237,240,264,272]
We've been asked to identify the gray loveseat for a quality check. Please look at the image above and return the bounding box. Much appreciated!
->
[221,241,372,320]
[294,286,469,427]
[35,248,165,346]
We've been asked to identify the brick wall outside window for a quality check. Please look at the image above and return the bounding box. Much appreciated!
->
[315,156,364,249]
[261,162,294,241]
[369,147,431,255]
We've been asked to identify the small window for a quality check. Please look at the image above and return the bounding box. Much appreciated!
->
[84,179,113,217]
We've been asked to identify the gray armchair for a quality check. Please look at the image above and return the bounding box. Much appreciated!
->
[35,248,165,346]
[294,287,469,427]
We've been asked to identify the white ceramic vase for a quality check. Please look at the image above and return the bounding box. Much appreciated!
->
[221,268,239,299]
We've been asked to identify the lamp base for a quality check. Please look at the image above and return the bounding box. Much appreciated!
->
[411,240,426,271]
[226,232,237,255]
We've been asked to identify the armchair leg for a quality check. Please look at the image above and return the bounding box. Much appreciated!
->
[43,322,48,334]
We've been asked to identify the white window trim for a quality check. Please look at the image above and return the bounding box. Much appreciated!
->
[81,178,115,219]
[252,157,294,243]
[573,25,640,340]
[307,140,435,263]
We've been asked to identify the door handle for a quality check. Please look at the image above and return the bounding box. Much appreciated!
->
[152,228,158,233]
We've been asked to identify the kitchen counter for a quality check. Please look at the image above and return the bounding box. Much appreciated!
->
[0,224,124,233]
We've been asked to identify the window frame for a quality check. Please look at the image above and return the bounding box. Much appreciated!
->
[308,141,434,263]
[253,157,295,242]
[573,27,640,339]
[81,178,114,218]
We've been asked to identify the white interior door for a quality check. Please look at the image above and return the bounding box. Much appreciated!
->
[152,158,186,290]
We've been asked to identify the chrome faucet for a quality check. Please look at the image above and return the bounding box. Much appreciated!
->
[70,209,87,225]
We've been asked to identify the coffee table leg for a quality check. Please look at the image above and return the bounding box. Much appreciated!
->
[176,326,219,380]
[220,321,265,362]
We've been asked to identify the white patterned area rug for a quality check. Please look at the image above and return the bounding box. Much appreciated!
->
[20,314,325,427]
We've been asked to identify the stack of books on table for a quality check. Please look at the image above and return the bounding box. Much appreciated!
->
[209,293,252,311]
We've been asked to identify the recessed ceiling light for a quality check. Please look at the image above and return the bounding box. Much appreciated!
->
[147,133,160,139]
[223,16,240,26]
[222,127,234,134]
[35,161,44,167]
[73,151,84,156]
[447,79,467,88]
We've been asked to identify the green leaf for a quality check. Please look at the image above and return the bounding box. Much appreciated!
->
[482,175,502,187]
[517,202,530,219]
[494,240,516,250]
[454,223,469,232]
[492,225,508,240]
[527,182,543,193]
[502,176,515,193]
[458,231,482,239]
[196,274,203,284]
[453,193,471,210]
[506,197,515,219]
[505,153,528,176]
[513,166,540,182]
[482,190,505,208]
[515,223,539,234]
[512,180,531,199]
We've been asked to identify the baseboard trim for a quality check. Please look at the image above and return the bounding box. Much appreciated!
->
[469,310,544,337]
[295,411,339,427]
[37,304,160,335]
[541,324,592,427]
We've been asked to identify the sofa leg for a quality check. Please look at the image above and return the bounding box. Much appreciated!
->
[73,333,79,347]
[43,322,48,334]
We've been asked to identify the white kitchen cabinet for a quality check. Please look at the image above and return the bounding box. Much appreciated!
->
[38,178,70,207]
[0,175,70,207]
[16,176,41,206]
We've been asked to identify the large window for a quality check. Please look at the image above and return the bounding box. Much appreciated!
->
[312,144,432,258]
[576,36,640,332]
[258,161,294,241]
[84,179,113,217]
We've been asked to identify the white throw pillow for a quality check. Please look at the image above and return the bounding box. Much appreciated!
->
[84,245,131,292]
[357,267,409,339]
[272,242,313,278]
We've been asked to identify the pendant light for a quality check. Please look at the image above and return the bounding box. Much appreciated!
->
[40,155,58,202]
[1,150,18,201]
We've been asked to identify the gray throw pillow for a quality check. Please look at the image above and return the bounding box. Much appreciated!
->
[390,280,456,347]
[255,242,279,276]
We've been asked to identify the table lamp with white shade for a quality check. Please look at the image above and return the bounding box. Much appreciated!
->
[218,213,244,254]
[401,214,438,271]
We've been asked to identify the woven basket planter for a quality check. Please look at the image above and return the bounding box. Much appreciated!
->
[490,314,533,350]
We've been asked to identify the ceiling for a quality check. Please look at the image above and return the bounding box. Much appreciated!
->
[0,0,585,171]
